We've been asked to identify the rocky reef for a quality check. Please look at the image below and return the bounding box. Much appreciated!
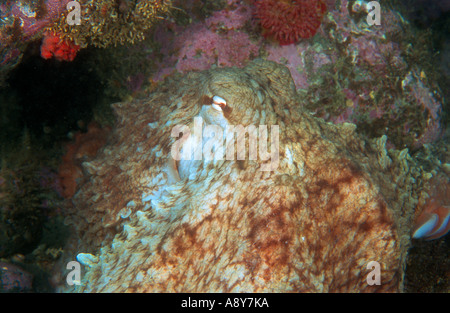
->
[47,0,174,48]
[60,59,434,292]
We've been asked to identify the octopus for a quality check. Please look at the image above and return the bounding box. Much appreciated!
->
[62,59,443,292]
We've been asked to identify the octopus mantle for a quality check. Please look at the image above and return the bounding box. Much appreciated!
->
[66,60,423,292]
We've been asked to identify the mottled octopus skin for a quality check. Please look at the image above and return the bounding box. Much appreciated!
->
[65,60,424,292]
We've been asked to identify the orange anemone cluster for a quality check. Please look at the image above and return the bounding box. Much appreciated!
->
[58,123,110,198]
[254,0,327,45]
[40,31,80,62]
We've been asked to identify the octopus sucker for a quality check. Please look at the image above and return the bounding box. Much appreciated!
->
[62,60,441,292]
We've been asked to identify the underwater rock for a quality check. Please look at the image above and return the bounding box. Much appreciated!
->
[64,59,429,292]
[0,261,33,292]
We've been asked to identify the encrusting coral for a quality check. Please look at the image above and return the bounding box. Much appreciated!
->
[47,0,174,48]
[57,60,439,292]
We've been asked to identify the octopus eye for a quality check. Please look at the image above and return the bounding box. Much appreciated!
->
[212,95,227,111]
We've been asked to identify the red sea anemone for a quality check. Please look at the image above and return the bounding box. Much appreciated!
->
[254,0,327,45]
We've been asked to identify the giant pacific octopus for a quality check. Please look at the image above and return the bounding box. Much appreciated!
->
[62,60,444,292]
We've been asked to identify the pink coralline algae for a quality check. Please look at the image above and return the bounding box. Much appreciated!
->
[0,0,70,40]
[205,0,253,30]
[173,29,258,71]
[264,42,333,90]
[265,44,308,89]
[151,1,260,81]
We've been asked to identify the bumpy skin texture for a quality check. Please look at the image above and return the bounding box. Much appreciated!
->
[65,60,422,292]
